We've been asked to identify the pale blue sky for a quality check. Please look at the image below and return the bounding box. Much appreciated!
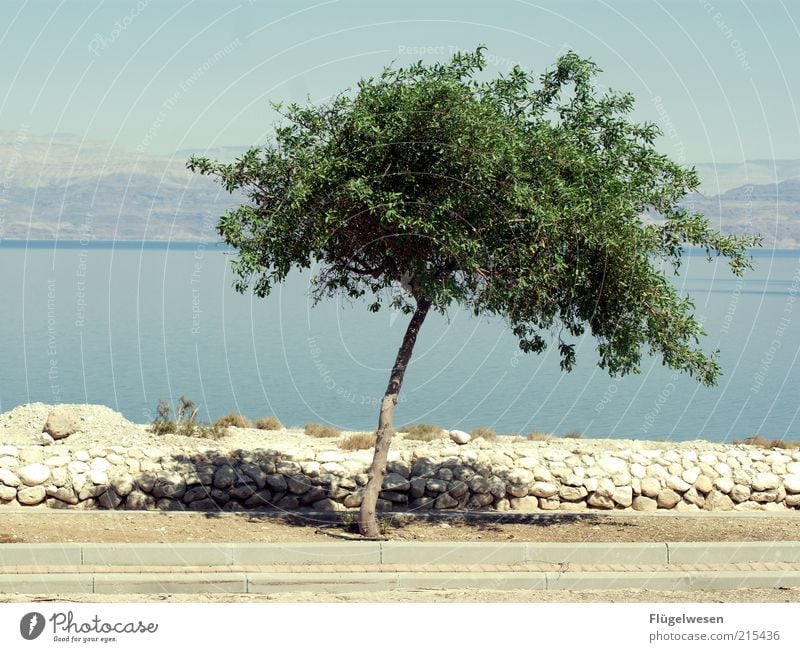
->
[1,0,798,163]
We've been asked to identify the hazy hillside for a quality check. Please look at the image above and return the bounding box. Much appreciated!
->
[0,133,797,247]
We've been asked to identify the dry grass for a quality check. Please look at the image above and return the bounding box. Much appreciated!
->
[255,416,283,430]
[401,423,445,441]
[563,430,584,439]
[305,422,341,438]
[733,435,800,450]
[214,413,252,429]
[469,427,498,442]
[527,431,553,441]
[339,432,376,451]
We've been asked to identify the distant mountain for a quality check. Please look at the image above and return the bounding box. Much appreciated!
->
[0,133,241,242]
[0,133,796,246]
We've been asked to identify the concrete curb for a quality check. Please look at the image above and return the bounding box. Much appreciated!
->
[3,541,800,567]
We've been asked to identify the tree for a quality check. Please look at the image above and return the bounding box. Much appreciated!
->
[188,47,760,537]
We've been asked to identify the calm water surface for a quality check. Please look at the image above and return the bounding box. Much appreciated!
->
[1,241,798,442]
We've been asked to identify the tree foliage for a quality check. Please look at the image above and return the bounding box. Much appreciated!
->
[189,47,759,387]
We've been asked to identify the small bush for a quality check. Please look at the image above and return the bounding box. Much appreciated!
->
[214,412,252,429]
[193,423,228,440]
[255,416,283,430]
[151,399,176,435]
[563,430,584,439]
[527,431,552,441]
[402,424,444,441]
[305,422,341,438]
[340,432,376,451]
[469,427,498,442]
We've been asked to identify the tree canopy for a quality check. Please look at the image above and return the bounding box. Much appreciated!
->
[189,47,760,535]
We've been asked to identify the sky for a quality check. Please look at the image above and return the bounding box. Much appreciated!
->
[1,0,798,164]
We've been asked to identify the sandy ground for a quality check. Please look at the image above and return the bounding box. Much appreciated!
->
[1,509,800,544]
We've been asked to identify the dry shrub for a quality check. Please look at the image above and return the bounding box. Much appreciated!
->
[402,423,444,441]
[256,416,283,430]
[734,435,800,450]
[214,413,252,429]
[340,432,376,451]
[305,422,341,438]
[527,431,553,441]
[469,427,498,442]
[563,430,584,439]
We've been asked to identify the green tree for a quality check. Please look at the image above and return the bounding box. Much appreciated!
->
[188,48,759,537]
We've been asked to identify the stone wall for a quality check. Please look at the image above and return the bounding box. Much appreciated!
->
[1,440,799,513]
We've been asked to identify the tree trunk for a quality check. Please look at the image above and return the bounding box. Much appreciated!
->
[358,296,432,537]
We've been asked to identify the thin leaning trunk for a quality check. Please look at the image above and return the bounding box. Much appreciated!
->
[358,296,432,537]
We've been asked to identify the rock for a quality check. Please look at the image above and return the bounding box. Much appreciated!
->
[508,468,533,485]
[468,475,490,493]
[183,486,212,504]
[595,478,616,499]
[508,484,528,498]
[532,466,554,482]
[612,485,633,508]
[784,494,800,508]
[713,477,735,494]
[0,468,21,487]
[380,491,408,504]
[426,478,448,493]
[213,465,237,489]
[434,493,459,509]
[45,485,78,506]
[559,485,588,501]
[704,489,734,511]
[529,481,558,498]
[582,477,599,492]
[437,467,454,482]
[19,463,50,486]
[587,493,614,509]
[108,471,135,496]
[675,500,700,512]
[300,487,327,505]
[448,430,471,445]
[411,458,438,478]
[683,487,705,507]
[467,493,494,509]
[243,489,273,507]
[630,463,646,479]
[752,472,781,491]
[0,485,18,501]
[783,474,800,494]
[229,485,256,501]
[656,488,681,509]
[311,498,341,512]
[125,490,154,510]
[151,472,186,499]
[382,473,410,492]
[89,469,108,485]
[494,498,510,511]
[286,475,312,494]
[597,456,628,475]
[681,467,701,484]
[632,496,658,511]
[539,497,560,510]
[266,474,288,493]
[43,407,80,440]
[409,477,427,498]
[90,457,111,471]
[695,474,713,494]
[787,462,800,475]
[448,480,469,498]
[32,432,55,446]
[276,495,300,509]
[68,460,90,475]
[666,475,691,493]
[17,485,47,505]
[98,487,122,509]
[343,492,363,508]
[751,490,779,503]
[730,484,751,503]
[510,496,539,512]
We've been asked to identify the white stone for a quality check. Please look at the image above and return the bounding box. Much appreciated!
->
[0,468,21,487]
[19,463,50,486]
[782,474,800,494]
[516,457,539,469]
[640,477,662,498]
[508,468,533,485]
[698,452,718,464]
[89,469,108,485]
[713,462,731,477]
[90,457,111,471]
[68,460,90,474]
[646,464,669,480]
[582,477,599,492]
[612,485,633,507]
[666,475,691,493]
[752,472,781,491]
[74,450,90,462]
[713,477,735,494]
[529,481,558,498]
[597,456,628,474]
[630,463,646,479]
[0,445,18,457]
[663,451,680,463]
[681,467,701,484]
[320,462,347,475]
[695,475,713,494]
[17,485,46,505]
[595,478,616,499]
[448,430,471,445]
[786,462,800,475]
